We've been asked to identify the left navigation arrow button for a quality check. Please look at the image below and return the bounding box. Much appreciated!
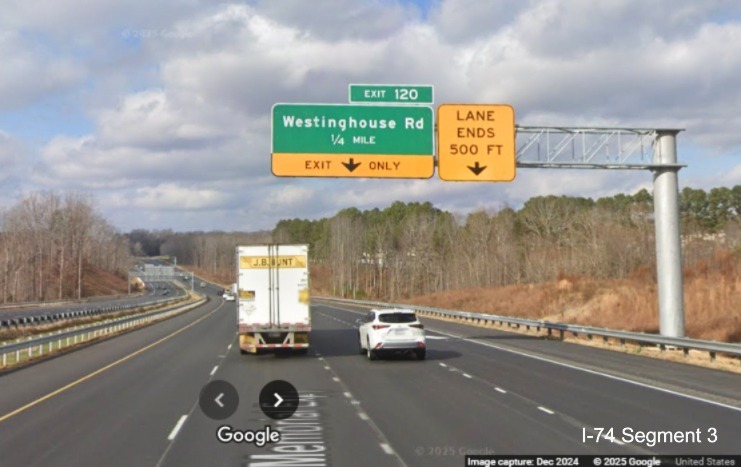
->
[199,380,239,420]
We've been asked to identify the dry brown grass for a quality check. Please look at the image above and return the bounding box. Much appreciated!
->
[398,251,740,343]
[81,266,129,296]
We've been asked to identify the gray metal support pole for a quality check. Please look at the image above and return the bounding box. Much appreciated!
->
[652,130,685,338]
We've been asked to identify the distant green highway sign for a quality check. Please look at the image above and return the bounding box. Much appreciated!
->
[349,84,434,104]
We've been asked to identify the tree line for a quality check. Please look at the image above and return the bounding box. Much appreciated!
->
[123,185,739,301]
[0,192,132,303]
[273,186,740,300]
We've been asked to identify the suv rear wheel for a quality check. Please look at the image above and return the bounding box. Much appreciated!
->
[358,333,365,354]
[416,349,426,360]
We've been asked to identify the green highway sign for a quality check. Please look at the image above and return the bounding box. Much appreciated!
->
[349,84,434,104]
[272,104,434,178]
[272,104,432,154]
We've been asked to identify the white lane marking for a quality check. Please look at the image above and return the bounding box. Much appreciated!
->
[379,443,395,455]
[324,366,331,370]
[495,387,507,394]
[439,363,447,368]
[168,415,188,441]
[332,377,340,382]
[538,406,555,415]
[318,357,325,361]
[227,344,232,350]
[210,365,218,376]
[358,412,370,421]
[425,336,448,340]
[462,373,472,379]
[423,328,741,414]
[343,392,352,398]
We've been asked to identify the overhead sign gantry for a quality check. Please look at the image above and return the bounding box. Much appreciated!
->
[270,84,687,338]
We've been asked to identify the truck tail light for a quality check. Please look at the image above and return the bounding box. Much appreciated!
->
[372,324,390,330]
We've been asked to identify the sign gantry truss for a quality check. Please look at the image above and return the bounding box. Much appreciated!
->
[515,126,685,170]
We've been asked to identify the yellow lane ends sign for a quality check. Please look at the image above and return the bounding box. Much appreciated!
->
[437,104,516,182]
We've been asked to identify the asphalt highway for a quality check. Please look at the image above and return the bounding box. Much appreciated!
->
[0,296,738,467]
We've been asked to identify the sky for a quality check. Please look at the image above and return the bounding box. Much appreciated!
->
[2,0,740,233]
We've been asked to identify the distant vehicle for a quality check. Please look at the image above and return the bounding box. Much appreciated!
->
[223,292,235,302]
[357,309,426,361]
[236,244,310,355]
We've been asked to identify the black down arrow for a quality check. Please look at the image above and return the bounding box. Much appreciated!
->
[342,158,361,172]
[467,161,487,175]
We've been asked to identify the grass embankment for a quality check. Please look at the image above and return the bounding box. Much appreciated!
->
[401,254,739,343]
[310,251,740,343]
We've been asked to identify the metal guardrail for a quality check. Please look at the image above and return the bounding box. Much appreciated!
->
[0,295,207,368]
[316,297,741,361]
[0,284,186,329]
[0,291,147,311]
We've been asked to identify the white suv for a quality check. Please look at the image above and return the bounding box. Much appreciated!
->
[357,309,426,360]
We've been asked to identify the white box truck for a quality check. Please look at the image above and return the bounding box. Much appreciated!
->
[236,244,310,355]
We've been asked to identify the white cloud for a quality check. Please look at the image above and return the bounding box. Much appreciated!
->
[129,183,232,211]
[0,131,24,183]
[0,32,85,110]
[1,1,740,232]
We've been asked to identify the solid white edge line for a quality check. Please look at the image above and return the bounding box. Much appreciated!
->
[379,443,395,455]
[538,406,555,415]
[495,387,507,394]
[168,415,188,441]
[423,328,741,413]
[210,365,218,376]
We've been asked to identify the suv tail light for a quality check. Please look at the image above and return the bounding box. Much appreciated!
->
[372,324,390,330]
[410,324,424,329]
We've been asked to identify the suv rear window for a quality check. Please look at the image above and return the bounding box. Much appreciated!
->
[378,312,417,323]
